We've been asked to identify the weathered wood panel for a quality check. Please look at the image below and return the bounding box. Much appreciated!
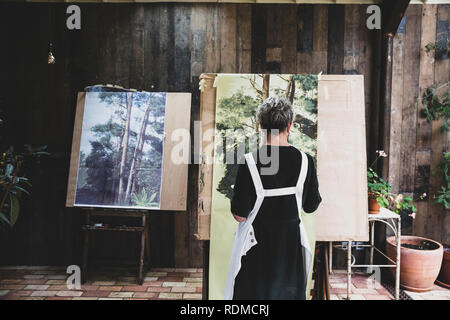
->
[390,4,450,243]
[327,5,345,75]
[389,17,405,194]
[237,4,252,73]
[438,5,450,244]
[0,2,381,265]
[251,4,267,73]
[399,5,421,195]
[429,4,449,243]
[297,4,314,74]
[312,5,328,74]
[414,4,437,238]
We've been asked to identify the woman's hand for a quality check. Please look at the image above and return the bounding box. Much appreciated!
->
[232,214,247,223]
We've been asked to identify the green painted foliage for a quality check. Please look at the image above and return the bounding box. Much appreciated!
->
[215,74,318,200]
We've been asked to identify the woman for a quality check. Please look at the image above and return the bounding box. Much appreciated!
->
[225,97,322,300]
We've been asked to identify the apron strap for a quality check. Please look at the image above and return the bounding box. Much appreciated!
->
[264,186,297,197]
[226,150,312,300]
[244,153,264,195]
[294,151,312,297]
[296,151,308,190]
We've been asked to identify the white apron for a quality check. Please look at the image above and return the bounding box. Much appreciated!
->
[224,151,312,300]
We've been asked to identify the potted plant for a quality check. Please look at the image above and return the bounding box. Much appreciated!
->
[436,243,450,289]
[387,193,417,215]
[387,193,420,233]
[0,116,49,229]
[367,150,391,214]
[384,189,442,292]
[386,235,443,292]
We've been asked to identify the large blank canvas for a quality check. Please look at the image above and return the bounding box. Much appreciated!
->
[315,75,369,241]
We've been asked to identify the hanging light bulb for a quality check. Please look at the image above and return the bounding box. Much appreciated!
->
[48,43,55,65]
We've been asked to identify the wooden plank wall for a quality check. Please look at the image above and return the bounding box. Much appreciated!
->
[0,2,380,266]
[389,4,449,243]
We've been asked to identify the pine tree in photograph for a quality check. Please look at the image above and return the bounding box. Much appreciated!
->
[76,91,166,208]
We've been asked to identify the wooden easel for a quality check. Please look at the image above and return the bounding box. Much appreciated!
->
[81,210,150,284]
[311,242,331,300]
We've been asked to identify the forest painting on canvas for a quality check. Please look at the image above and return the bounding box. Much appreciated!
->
[74,91,166,209]
[208,74,318,299]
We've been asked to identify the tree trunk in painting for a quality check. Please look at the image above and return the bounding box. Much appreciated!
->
[117,92,133,204]
[262,74,270,100]
[113,114,126,202]
[285,75,295,104]
[129,129,147,199]
[117,126,125,152]
[124,100,151,204]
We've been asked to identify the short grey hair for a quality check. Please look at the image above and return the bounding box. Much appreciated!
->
[256,97,294,133]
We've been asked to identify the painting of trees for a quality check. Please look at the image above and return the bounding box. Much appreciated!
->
[74,91,166,209]
[214,74,318,200]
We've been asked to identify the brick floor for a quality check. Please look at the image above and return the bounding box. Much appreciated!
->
[404,284,450,300]
[3,265,446,300]
[0,266,203,300]
[329,270,450,300]
[329,271,394,300]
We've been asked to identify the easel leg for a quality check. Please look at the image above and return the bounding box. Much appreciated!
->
[329,242,333,274]
[82,213,91,284]
[369,221,374,274]
[82,230,89,283]
[145,214,150,266]
[395,219,401,300]
[202,240,210,300]
[323,243,330,300]
[138,214,146,285]
[347,241,352,300]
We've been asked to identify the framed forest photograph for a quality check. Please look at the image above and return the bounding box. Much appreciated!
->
[68,91,167,210]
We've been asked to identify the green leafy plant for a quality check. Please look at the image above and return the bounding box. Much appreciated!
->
[0,145,49,227]
[434,152,450,210]
[422,84,450,133]
[368,168,391,207]
[421,76,450,210]
[387,194,417,215]
[367,150,391,208]
[132,188,159,208]
[425,42,436,53]
[367,150,418,215]
[425,40,450,56]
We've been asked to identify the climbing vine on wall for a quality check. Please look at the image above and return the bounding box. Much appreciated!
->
[422,82,450,210]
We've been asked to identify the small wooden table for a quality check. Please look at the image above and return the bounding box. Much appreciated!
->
[81,210,150,284]
[328,208,401,300]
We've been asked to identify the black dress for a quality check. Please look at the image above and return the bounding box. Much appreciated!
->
[231,145,322,300]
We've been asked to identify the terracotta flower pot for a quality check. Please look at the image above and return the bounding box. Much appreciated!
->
[436,244,450,289]
[386,235,443,292]
[368,194,380,214]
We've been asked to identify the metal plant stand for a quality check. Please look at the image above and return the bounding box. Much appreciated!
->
[328,208,401,300]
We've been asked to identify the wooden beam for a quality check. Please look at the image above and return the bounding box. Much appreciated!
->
[378,0,410,178]
[381,0,411,36]
[413,4,437,238]
[379,33,393,178]
[388,20,406,194]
